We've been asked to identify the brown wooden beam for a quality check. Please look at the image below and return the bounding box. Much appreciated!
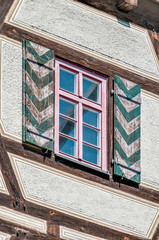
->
[0,0,14,30]
[3,136,159,204]
[0,192,158,240]
[148,30,159,60]
[117,0,138,12]
[0,134,27,212]
[0,135,158,239]
[1,23,159,95]
[0,219,53,240]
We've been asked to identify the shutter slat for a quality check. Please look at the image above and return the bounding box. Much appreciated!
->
[114,76,141,183]
[22,40,54,151]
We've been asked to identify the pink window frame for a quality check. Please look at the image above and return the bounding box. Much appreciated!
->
[54,58,108,171]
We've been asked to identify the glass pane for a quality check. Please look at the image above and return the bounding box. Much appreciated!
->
[83,144,99,165]
[83,108,99,128]
[83,125,99,146]
[59,116,76,137]
[60,99,76,119]
[60,68,76,94]
[83,77,99,102]
[59,135,76,156]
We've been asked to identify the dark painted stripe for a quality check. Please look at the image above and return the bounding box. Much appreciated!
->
[25,60,53,88]
[117,93,141,105]
[115,95,140,122]
[25,83,53,112]
[114,138,140,166]
[26,130,53,151]
[114,117,140,145]
[26,41,54,65]
[26,106,54,134]
[114,75,140,100]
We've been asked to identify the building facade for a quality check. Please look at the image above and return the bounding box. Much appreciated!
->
[0,0,159,239]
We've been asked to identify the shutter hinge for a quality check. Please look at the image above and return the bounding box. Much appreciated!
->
[110,89,114,95]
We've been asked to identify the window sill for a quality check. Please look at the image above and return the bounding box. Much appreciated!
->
[55,153,110,177]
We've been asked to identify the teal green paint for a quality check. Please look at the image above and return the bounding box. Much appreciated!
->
[114,139,140,166]
[114,76,140,100]
[25,60,53,88]
[115,94,140,122]
[26,40,54,65]
[25,106,54,134]
[26,131,53,151]
[114,117,140,145]
[22,40,54,151]
[114,76,141,184]
[25,83,53,112]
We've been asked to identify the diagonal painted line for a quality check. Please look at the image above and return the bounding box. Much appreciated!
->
[26,119,54,139]
[115,150,141,172]
[115,105,140,135]
[28,60,53,77]
[26,41,54,65]
[115,95,140,122]
[114,138,140,167]
[25,105,54,134]
[25,83,53,112]
[115,128,140,157]
[116,94,139,112]
[24,60,53,88]
[25,72,53,101]
[114,117,140,145]
[24,94,53,124]
[26,130,53,149]
[114,76,140,100]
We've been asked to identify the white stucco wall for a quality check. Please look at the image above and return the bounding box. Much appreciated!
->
[9,0,159,79]
[9,154,159,238]
[1,40,22,139]
[141,92,159,189]
[0,37,159,190]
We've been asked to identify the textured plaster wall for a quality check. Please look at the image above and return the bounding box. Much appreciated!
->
[141,92,159,188]
[1,40,22,138]
[14,0,159,77]
[10,155,158,237]
[1,40,159,189]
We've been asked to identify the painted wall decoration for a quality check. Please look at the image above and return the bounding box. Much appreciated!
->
[114,76,141,183]
[22,40,54,150]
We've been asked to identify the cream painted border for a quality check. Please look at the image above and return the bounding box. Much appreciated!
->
[142,89,159,101]
[0,35,22,143]
[60,226,107,240]
[8,152,159,239]
[0,231,11,240]
[0,170,9,195]
[0,206,47,234]
[5,0,159,83]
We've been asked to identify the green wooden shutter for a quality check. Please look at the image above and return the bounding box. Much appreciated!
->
[22,40,54,151]
[114,76,141,183]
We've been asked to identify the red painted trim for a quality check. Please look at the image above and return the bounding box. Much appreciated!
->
[55,58,108,171]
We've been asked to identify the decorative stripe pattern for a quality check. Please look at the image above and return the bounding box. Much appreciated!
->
[60,226,107,240]
[0,206,47,234]
[22,40,54,150]
[114,76,141,183]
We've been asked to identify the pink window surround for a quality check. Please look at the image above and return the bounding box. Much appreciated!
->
[54,58,108,171]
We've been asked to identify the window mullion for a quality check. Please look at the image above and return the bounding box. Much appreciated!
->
[101,80,108,171]
[78,102,83,160]
[79,72,82,97]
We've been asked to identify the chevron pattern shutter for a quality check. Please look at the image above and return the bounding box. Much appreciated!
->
[114,76,141,183]
[22,40,54,151]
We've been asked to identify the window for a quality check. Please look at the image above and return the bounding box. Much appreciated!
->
[54,59,108,171]
[23,40,141,183]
